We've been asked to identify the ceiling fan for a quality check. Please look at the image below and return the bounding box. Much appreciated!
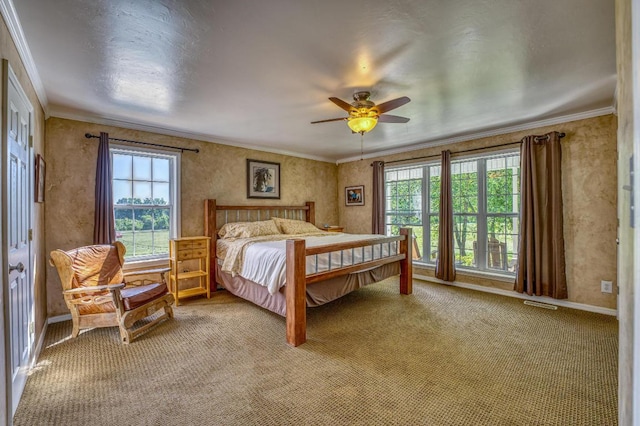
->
[311,91,411,135]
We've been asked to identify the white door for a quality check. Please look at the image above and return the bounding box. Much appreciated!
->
[3,60,34,418]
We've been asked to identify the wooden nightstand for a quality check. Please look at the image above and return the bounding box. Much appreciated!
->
[321,226,344,232]
[168,237,211,306]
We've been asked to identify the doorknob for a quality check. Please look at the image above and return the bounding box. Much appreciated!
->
[9,262,25,273]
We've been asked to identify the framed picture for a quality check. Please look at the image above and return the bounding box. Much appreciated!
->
[247,159,280,199]
[35,154,45,203]
[345,185,364,206]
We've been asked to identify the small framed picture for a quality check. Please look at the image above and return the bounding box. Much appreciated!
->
[345,185,364,206]
[35,154,45,203]
[247,159,280,199]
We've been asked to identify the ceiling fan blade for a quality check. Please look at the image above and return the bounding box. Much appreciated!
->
[378,114,410,123]
[329,97,355,112]
[310,117,348,124]
[375,96,411,114]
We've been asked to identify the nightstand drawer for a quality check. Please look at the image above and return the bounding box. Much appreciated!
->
[190,240,207,249]
[176,239,208,251]
[176,240,194,250]
[176,249,193,260]
[177,248,208,261]
[191,248,207,259]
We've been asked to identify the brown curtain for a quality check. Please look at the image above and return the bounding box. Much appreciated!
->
[372,161,385,234]
[515,131,567,298]
[435,150,456,281]
[93,132,116,244]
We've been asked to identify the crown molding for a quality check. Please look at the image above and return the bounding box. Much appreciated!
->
[49,109,337,164]
[0,0,48,115]
[336,106,616,164]
[52,105,615,167]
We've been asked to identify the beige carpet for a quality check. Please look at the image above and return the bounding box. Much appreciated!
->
[14,279,618,425]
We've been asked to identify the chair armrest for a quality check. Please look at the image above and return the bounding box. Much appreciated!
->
[63,283,126,295]
[123,267,170,279]
[124,268,170,287]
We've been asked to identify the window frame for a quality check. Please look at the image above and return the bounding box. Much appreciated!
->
[384,148,520,277]
[480,152,520,275]
[110,144,181,266]
[384,162,440,264]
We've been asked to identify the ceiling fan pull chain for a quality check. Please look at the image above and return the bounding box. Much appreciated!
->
[360,133,364,160]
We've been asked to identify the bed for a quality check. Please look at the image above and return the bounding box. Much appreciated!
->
[204,199,412,346]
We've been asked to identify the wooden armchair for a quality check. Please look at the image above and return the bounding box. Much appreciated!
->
[473,238,508,270]
[50,241,175,343]
[487,238,507,270]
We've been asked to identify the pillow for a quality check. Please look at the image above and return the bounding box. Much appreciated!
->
[272,217,321,234]
[218,220,281,239]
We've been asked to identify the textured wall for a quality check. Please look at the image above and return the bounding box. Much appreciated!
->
[615,0,633,423]
[0,17,47,344]
[45,117,338,316]
[338,115,618,309]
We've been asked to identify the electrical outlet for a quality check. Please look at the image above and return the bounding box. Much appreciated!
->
[601,280,613,294]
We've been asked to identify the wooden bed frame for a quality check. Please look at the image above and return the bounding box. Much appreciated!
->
[204,199,412,346]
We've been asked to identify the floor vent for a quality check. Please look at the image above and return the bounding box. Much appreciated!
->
[523,300,558,310]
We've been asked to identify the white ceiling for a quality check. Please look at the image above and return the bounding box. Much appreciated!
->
[9,0,616,163]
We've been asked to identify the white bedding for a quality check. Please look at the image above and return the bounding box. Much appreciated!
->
[234,233,398,294]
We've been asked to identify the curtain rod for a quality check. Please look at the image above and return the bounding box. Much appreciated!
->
[84,133,200,153]
[374,132,566,166]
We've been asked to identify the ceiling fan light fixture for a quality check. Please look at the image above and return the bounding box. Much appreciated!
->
[347,116,378,134]
[312,91,410,135]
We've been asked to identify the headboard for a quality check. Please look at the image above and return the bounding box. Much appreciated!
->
[203,199,315,283]
[204,199,315,235]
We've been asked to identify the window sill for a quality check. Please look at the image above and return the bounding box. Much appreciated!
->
[412,261,515,283]
[122,257,170,272]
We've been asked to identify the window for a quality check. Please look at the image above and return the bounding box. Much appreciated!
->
[111,146,180,261]
[483,155,520,273]
[452,159,478,269]
[385,151,520,275]
[385,165,440,263]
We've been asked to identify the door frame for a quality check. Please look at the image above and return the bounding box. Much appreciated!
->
[0,57,5,426]
[633,0,640,420]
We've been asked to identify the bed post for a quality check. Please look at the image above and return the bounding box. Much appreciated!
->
[285,239,306,346]
[204,199,217,289]
[305,201,315,225]
[399,228,413,295]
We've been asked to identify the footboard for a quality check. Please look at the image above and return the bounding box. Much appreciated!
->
[285,228,412,346]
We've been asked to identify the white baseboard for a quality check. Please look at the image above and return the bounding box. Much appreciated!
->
[413,274,618,317]
[31,320,48,367]
[47,314,71,324]
[13,321,50,420]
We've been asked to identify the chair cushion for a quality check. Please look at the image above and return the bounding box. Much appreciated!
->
[69,245,124,288]
[121,283,169,311]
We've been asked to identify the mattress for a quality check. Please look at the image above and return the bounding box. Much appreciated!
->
[219,233,399,294]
